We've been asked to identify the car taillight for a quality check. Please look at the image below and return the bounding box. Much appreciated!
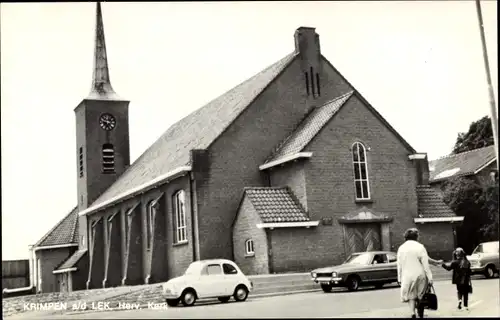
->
[250,281,253,288]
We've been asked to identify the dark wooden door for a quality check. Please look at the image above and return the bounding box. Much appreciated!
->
[344,223,382,256]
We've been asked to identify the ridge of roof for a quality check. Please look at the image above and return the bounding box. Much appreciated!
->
[34,206,78,248]
[265,91,354,163]
[429,145,495,163]
[87,52,298,212]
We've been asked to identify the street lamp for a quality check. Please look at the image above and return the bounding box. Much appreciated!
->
[475,0,499,171]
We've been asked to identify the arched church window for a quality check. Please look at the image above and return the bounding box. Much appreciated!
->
[102,143,115,174]
[173,190,187,244]
[146,200,157,250]
[352,142,371,200]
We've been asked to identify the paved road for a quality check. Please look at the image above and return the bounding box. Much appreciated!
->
[10,279,499,319]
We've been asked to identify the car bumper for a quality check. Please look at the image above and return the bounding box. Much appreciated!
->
[312,277,345,286]
[163,289,181,299]
[470,265,486,274]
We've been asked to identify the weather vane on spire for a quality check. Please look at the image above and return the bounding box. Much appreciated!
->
[88,1,121,100]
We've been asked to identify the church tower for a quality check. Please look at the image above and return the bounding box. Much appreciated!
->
[75,2,130,249]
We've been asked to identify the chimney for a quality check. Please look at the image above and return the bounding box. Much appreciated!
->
[294,26,322,101]
[294,26,321,60]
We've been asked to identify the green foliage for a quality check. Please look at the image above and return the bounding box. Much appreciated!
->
[442,176,499,253]
[453,116,494,154]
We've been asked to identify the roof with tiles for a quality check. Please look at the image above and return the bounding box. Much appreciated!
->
[89,52,297,210]
[55,249,88,271]
[416,185,456,218]
[265,91,354,163]
[429,145,496,183]
[34,207,79,248]
[243,187,310,223]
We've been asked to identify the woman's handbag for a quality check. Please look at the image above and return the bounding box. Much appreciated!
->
[420,284,438,310]
[468,280,473,294]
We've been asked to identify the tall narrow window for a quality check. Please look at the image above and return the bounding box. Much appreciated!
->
[316,73,321,96]
[173,190,187,243]
[102,144,115,174]
[146,201,156,250]
[79,147,84,177]
[304,72,310,96]
[352,142,371,200]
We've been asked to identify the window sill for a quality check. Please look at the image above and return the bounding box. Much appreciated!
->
[245,253,255,258]
[355,199,374,204]
[173,241,188,247]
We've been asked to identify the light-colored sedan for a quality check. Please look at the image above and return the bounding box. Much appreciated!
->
[468,241,499,278]
[162,259,253,307]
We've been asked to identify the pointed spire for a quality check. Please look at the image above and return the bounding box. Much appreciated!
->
[87,2,121,100]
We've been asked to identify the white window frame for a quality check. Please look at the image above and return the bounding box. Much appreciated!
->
[245,239,255,256]
[173,190,187,244]
[146,201,156,250]
[352,142,371,200]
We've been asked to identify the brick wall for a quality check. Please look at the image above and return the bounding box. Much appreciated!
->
[270,228,322,273]
[269,161,308,211]
[37,247,75,293]
[85,174,194,288]
[418,223,456,260]
[297,94,419,267]
[233,197,269,275]
[198,55,353,261]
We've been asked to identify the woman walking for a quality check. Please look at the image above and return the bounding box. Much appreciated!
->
[441,248,472,311]
[397,228,434,318]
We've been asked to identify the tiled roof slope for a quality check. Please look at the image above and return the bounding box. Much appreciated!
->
[416,185,456,218]
[90,52,297,209]
[56,249,88,271]
[244,187,309,223]
[429,145,496,183]
[35,206,79,247]
[265,91,354,163]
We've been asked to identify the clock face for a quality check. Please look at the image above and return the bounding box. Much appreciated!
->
[99,113,116,131]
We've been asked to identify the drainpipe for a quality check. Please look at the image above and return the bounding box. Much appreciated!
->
[189,173,200,261]
[2,246,36,296]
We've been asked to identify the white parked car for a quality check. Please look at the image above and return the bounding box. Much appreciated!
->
[162,259,253,307]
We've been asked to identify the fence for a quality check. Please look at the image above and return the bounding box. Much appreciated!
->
[2,260,30,290]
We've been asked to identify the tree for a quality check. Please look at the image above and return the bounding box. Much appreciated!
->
[442,176,499,254]
[453,116,494,154]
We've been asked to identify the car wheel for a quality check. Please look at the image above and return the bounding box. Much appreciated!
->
[218,296,231,303]
[346,275,360,291]
[180,289,197,307]
[321,284,333,293]
[485,265,496,278]
[165,298,179,307]
[233,285,249,302]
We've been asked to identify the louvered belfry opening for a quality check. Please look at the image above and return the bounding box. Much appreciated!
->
[79,147,84,177]
[102,143,115,174]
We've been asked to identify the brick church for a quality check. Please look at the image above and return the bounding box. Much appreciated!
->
[30,2,462,293]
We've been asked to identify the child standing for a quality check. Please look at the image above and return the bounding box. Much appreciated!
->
[441,248,472,310]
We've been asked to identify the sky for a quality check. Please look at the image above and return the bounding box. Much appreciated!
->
[1,1,497,260]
